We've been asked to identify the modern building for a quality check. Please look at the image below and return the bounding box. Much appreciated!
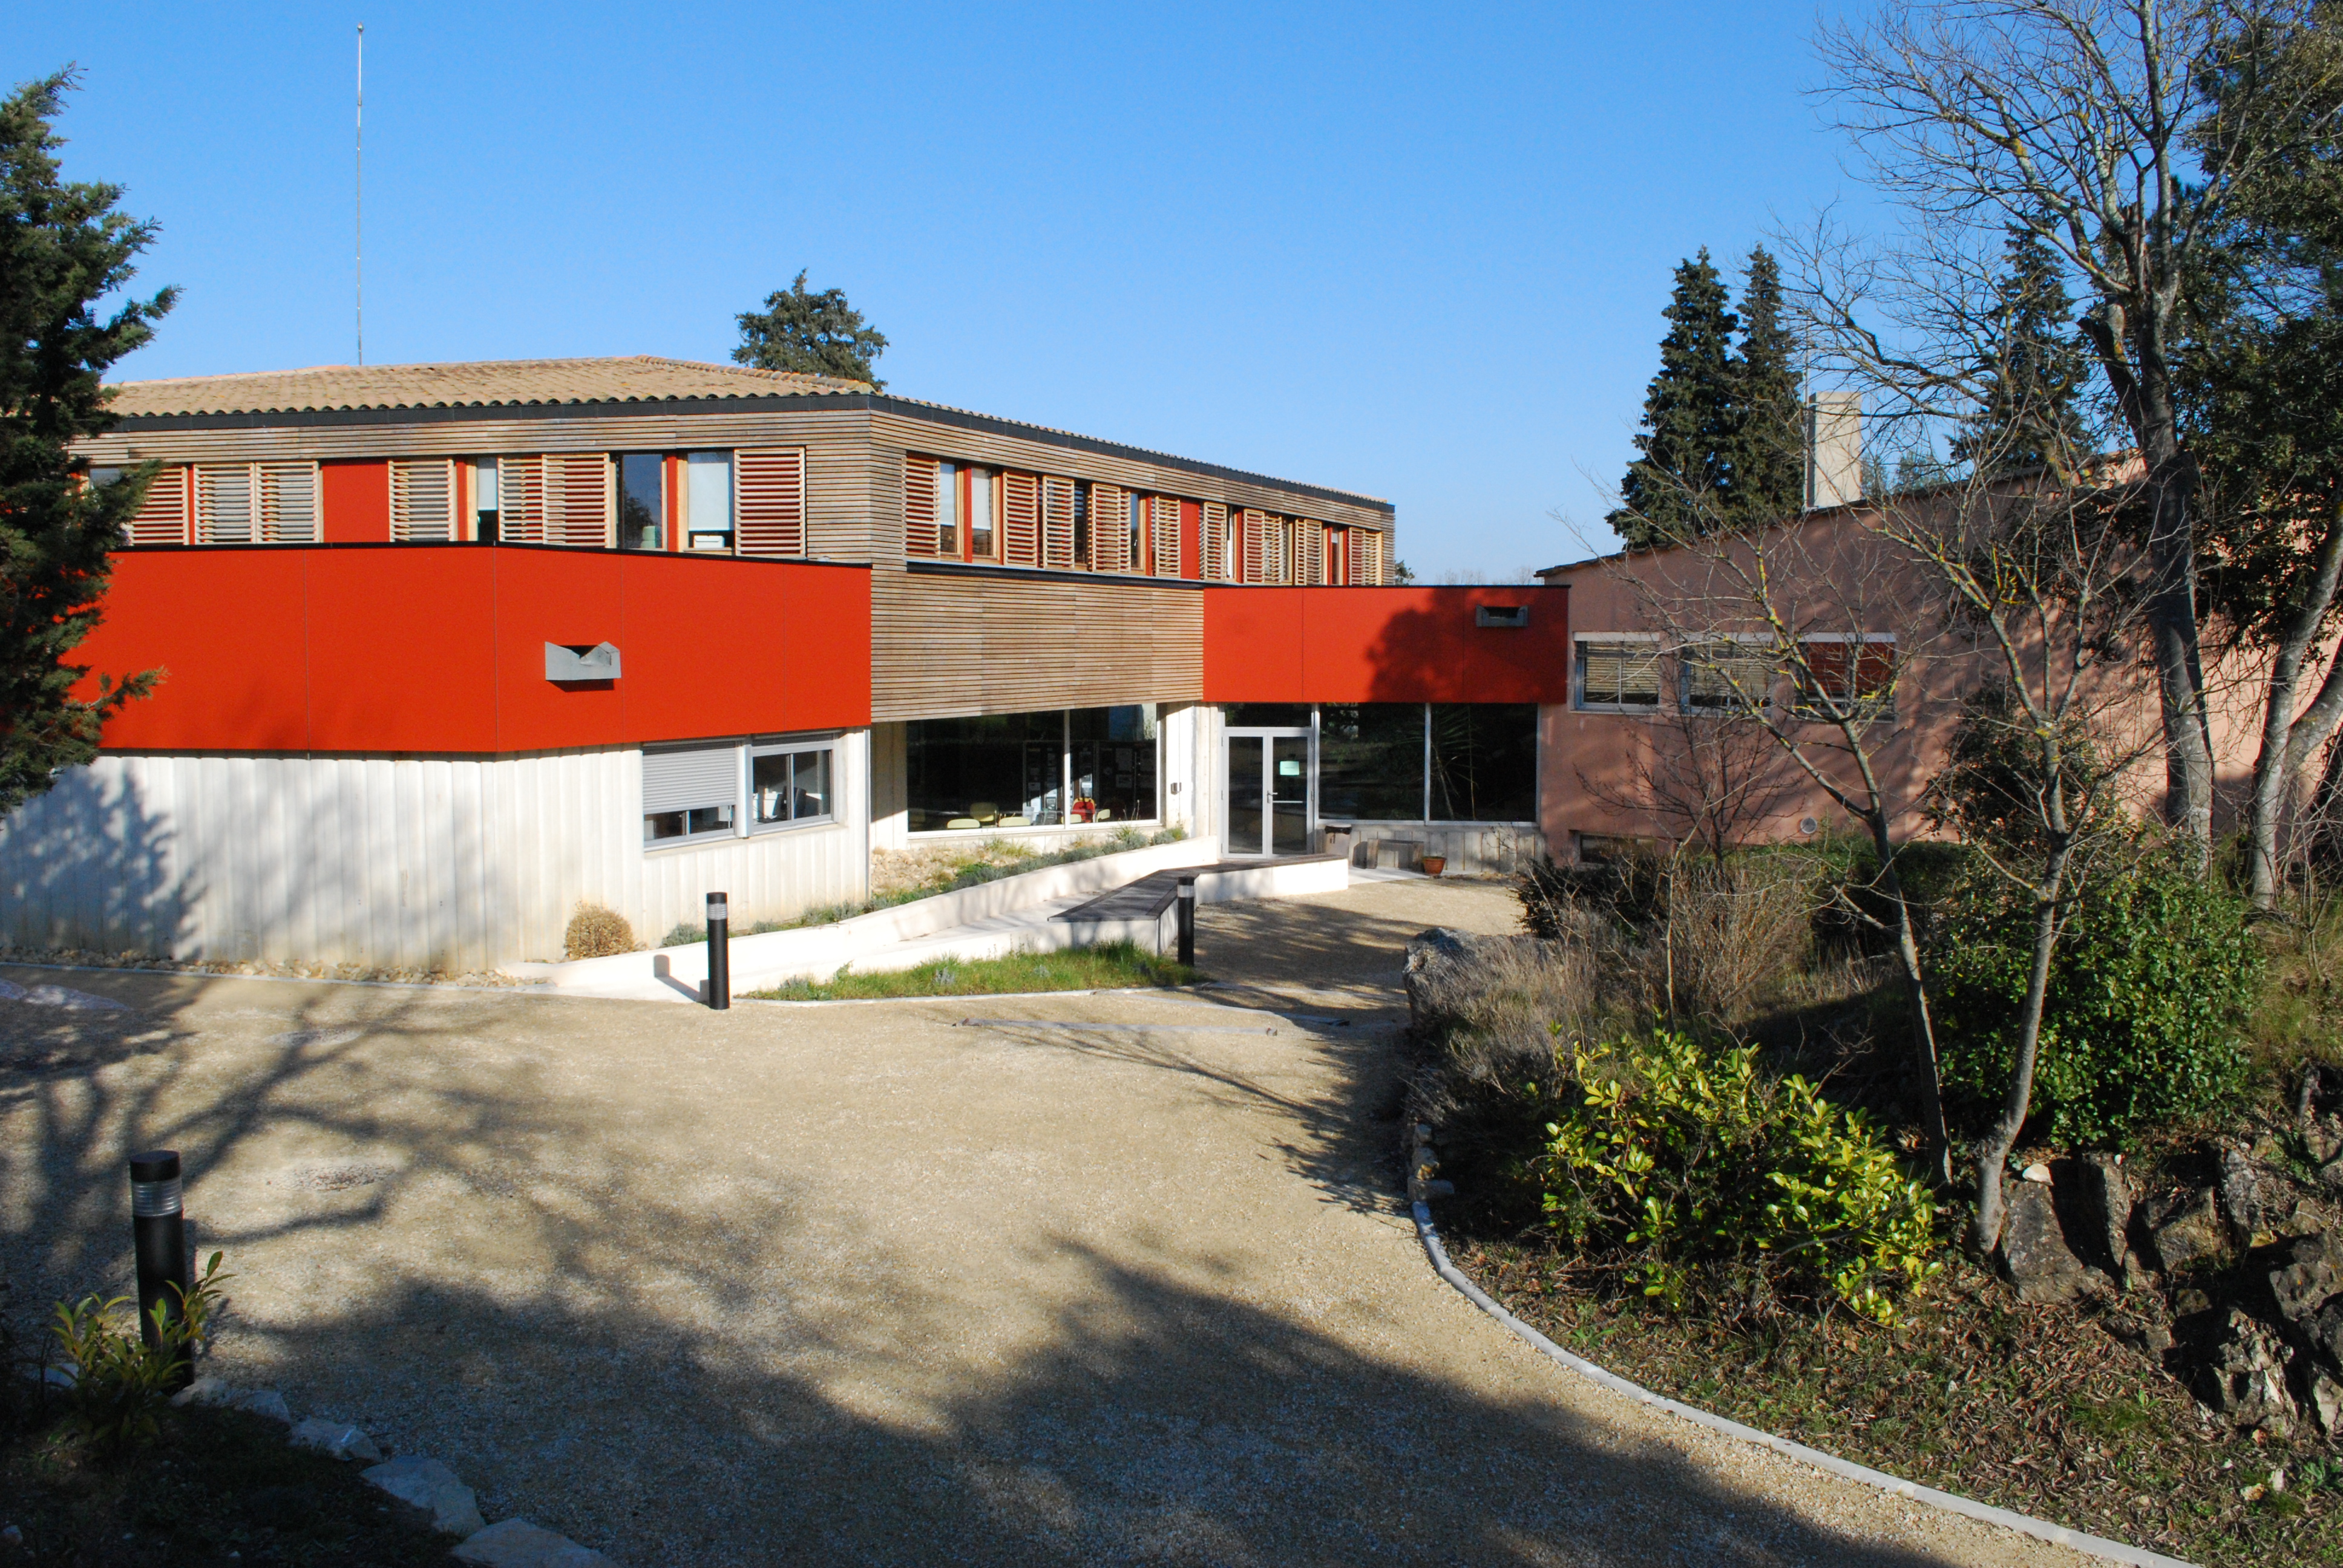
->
[1,357,1570,969]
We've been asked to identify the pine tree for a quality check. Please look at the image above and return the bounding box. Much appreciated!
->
[0,72,171,815]
[1952,223,2089,477]
[733,271,889,387]
[1611,250,1738,548]
[1725,246,1804,526]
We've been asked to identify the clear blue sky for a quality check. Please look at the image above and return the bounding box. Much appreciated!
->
[8,2,1873,580]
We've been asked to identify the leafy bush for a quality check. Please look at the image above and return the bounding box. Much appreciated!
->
[1930,852,2263,1148]
[563,901,637,960]
[1529,1029,1939,1323]
[50,1251,232,1453]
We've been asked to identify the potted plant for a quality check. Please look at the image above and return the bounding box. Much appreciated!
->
[1419,854,1446,877]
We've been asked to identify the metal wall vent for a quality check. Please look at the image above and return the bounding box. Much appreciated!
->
[546,641,622,682]
[1475,605,1530,628]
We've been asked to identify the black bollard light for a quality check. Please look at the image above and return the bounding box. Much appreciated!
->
[1176,875,1197,968]
[129,1150,192,1387]
[705,891,730,1010]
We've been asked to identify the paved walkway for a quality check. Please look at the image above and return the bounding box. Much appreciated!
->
[0,880,2096,1566]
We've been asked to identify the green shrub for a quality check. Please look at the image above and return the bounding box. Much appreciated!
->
[1930,852,2263,1148]
[50,1251,232,1454]
[1529,1029,1939,1323]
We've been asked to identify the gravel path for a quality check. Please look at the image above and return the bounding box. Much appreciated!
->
[0,880,2101,1566]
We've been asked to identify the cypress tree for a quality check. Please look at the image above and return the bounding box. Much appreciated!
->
[1611,250,1738,548]
[1725,246,1804,525]
[1952,223,2089,477]
[733,271,889,387]
[0,72,171,815]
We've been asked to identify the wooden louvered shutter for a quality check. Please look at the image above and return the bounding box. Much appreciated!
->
[126,466,189,546]
[1151,497,1178,578]
[195,465,254,543]
[1346,529,1364,585]
[390,459,453,541]
[1040,475,1076,569]
[1239,509,1265,583]
[1001,471,1040,567]
[545,452,609,546]
[498,456,545,542]
[1365,530,1385,584]
[1202,502,1227,581]
[257,462,318,542]
[902,453,939,557]
[1296,520,1323,584]
[1092,483,1127,573]
[736,449,806,556]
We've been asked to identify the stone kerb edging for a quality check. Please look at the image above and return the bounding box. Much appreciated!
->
[1404,1131,2196,1568]
[160,1374,618,1566]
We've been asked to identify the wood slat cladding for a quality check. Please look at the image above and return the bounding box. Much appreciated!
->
[1002,470,1040,566]
[870,567,1204,722]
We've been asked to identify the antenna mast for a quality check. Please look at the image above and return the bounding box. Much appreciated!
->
[355,22,365,367]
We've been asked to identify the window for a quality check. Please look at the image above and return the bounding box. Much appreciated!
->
[618,452,664,550]
[1796,636,1896,720]
[642,743,738,844]
[1127,492,1145,572]
[1325,527,1351,585]
[687,452,733,552]
[969,466,996,561]
[194,462,316,544]
[1073,483,1092,568]
[1680,642,1776,714]
[1430,704,1538,822]
[1576,639,1662,711]
[751,743,834,828]
[1319,704,1424,818]
[906,707,1159,832]
[471,459,499,541]
[498,454,609,546]
[936,460,960,557]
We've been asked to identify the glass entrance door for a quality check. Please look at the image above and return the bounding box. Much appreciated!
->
[1225,730,1312,857]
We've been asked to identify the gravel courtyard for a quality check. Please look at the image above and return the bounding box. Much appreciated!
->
[0,879,2099,1567]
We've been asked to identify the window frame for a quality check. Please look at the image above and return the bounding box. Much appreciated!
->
[1573,635,1665,714]
[1676,634,1779,718]
[1792,633,1898,722]
[747,736,841,834]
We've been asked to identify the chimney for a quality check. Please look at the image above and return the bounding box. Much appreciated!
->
[1803,391,1862,511]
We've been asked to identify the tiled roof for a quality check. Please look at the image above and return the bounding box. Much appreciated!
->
[102,355,872,417]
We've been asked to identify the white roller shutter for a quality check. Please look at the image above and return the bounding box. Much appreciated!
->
[642,743,741,814]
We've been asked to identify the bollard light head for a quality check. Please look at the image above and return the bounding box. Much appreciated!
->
[706,892,729,920]
[130,1151,181,1183]
[131,1150,184,1216]
[1176,877,1196,900]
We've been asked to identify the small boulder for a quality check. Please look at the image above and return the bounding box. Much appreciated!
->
[364,1455,487,1537]
[2000,1180,2109,1303]
[2196,1309,2295,1434]
[2312,1370,2342,1437]
[2270,1233,2343,1324]
[169,1374,233,1409]
[289,1417,381,1463]
[231,1388,292,1423]
[2149,1187,2230,1275]
[452,1518,617,1567]
[2065,1153,2138,1283]
[2304,1300,2343,1369]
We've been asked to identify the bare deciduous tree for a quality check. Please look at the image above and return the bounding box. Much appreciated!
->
[1807,0,2335,866]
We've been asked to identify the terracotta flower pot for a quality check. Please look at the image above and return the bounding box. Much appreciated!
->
[1419,855,1446,877]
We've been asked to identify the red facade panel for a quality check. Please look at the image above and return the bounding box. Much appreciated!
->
[1203,586,1570,704]
[73,545,873,754]
[320,460,391,543]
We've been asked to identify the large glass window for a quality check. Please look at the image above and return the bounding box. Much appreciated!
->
[906,706,1159,832]
[1429,704,1538,823]
[1070,705,1158,823]
[1318,703,1425,820]
[618,453,665,551]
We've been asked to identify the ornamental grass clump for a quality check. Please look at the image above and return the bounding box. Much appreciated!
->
[1530,1028,1939,1324]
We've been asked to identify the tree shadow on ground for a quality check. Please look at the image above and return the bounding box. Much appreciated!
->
[2,960,1980,1567]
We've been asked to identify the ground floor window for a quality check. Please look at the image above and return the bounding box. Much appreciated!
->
[907,706,1159,832]
[645,735,837,847]
[1270,702,1537,825]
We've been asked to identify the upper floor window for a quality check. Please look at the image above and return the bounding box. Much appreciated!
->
[1795,635,1896,720]
[618,452,664,551]
[1679,641,1775,715]
[686,451,733,552]
[1575,639,1662,712]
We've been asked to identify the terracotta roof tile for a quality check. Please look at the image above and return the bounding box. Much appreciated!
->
[103,355,871,417]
